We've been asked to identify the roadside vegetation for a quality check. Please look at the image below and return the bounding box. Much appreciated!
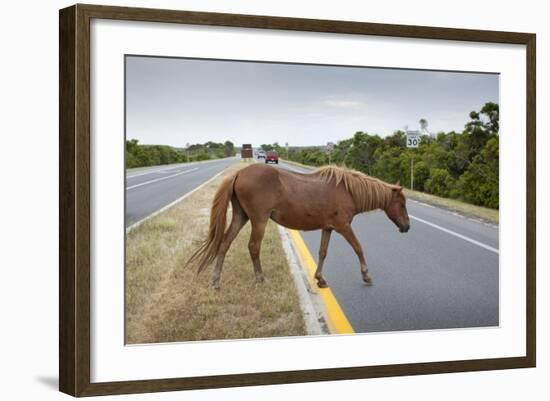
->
[404,189,498,224]
[262,102,499,210]
[126,163,306,344]
[126,139,235,168]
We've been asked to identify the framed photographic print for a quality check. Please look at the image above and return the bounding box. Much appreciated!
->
[59,4,536,397]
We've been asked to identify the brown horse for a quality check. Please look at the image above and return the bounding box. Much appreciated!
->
[188,163,410,289]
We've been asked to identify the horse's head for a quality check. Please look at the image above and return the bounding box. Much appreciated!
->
[384,184,410,233]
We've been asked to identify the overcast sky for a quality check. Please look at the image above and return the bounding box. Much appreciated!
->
[126,56,499,147]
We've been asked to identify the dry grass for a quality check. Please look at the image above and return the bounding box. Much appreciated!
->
[403,189,499,224]
[125,163,306,344]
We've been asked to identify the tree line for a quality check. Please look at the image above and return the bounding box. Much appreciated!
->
[264,102,499,209]
[126,139,235,168]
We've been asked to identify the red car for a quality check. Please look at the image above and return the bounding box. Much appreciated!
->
[265,151,279,164]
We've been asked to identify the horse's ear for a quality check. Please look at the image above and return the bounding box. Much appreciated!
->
[390,185,402,192]
[395,180,400,186]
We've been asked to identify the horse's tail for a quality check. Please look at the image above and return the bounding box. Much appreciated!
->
[186,171,238,274]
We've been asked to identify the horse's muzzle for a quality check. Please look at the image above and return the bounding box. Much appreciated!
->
[399,223,410,233]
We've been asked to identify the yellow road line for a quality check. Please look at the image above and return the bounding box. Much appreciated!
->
[287,229,354,335]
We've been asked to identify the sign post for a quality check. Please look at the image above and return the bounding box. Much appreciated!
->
[410,158,414,191]
[326,142,335,164]
[406,131,419,190]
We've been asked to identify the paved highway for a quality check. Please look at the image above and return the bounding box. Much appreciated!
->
[276,160,499,332]
[125,157,237,227]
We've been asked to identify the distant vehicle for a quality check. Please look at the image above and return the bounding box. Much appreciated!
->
[241,144,253,159]
[265,151,279,164]
[257,150,266,159]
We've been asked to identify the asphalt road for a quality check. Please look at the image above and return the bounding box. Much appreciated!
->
[125,157,237,227]
[275,160,499,333]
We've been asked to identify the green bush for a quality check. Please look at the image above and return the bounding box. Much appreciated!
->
[425,168,456,197]
[192,152,211,161]
[125,139,233,168]
[457,137,499,208]
[412,161,430,191]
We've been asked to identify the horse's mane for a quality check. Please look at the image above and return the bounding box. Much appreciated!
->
[314,165,397,212]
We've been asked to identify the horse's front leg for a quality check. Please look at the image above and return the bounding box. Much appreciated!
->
[314,228,332,288]
[337,224,372,284]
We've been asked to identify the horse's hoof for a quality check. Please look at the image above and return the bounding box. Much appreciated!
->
[317,280,329,288]
[362,275,373,285]
[255,276,265,283]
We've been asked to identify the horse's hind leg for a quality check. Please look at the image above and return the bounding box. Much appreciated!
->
[314,228,332,288]
[212,199,248,289]
[248,217,269,283]
[337,224,372,284]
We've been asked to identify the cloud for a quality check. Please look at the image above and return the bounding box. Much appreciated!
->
[320,96,370,110]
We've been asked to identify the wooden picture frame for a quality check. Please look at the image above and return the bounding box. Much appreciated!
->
[59,3,536,397]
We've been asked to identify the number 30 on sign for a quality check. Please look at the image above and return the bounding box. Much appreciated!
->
[407,133,419,148]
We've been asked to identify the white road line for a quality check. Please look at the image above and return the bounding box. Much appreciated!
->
[126,168,228,233]
[126,168,199,190]
[410,199,436,209]
[279,162,309,173]
[126,157,236,178]
[126,166,183,179]
[410,215,499,254]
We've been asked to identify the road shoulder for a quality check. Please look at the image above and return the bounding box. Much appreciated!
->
[282,227,355,335]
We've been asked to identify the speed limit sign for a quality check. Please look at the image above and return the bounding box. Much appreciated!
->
[406,132,419,148]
